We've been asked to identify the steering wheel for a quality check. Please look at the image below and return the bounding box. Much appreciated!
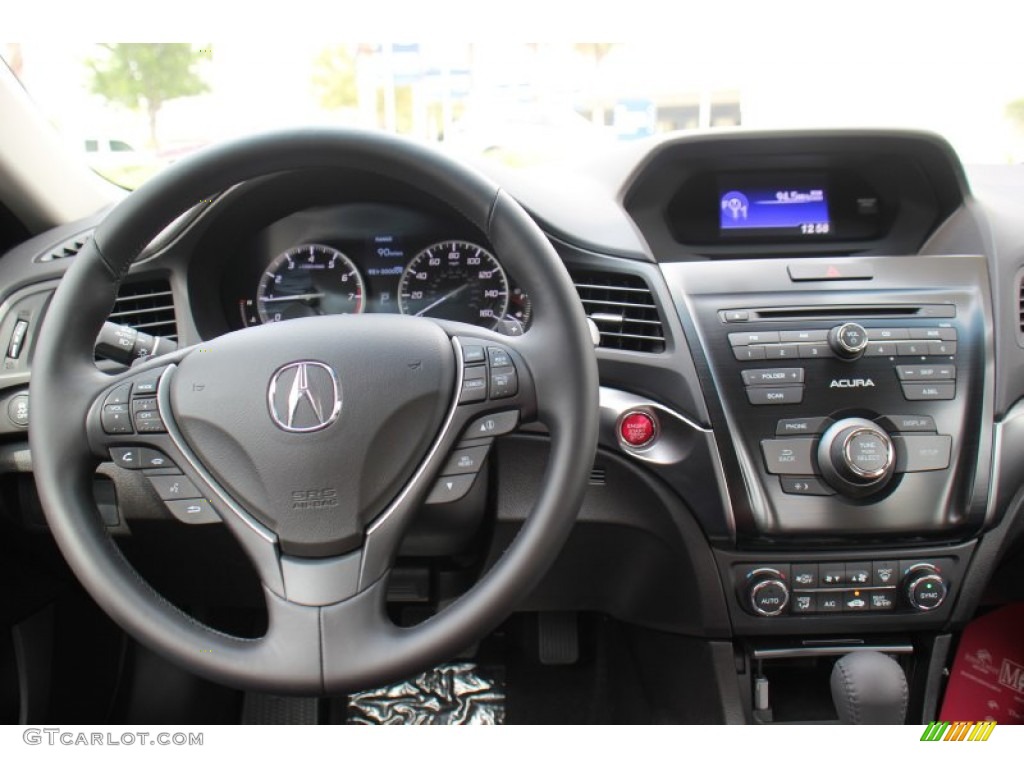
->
[28,129,599,694]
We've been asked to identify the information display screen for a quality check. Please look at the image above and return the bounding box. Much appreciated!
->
[719,178,831,237]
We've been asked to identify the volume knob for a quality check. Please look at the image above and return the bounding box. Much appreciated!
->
[828,322,869,360]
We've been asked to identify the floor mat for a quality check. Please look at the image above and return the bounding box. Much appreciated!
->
[348,662,505,725]
[941,602,1024,723]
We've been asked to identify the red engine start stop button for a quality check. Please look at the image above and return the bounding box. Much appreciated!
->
[619,411,657,448]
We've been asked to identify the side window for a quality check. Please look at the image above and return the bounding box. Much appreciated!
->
[109,140,134,152]
[84,139,99,152]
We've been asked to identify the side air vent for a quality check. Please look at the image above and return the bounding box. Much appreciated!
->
[37,230,94,262]
[109,279,178,341]
[1019,273,1024,343]
[571,270,666,353]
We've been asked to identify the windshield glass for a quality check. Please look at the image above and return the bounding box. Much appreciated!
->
[4,31,1023,189]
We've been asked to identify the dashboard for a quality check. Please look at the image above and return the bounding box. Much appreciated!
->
[2,128,1024,722]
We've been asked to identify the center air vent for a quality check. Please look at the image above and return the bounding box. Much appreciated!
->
[571,270,666,353]
[109,279,178,341]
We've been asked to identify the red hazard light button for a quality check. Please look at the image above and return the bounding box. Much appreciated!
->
[619,411,657,447]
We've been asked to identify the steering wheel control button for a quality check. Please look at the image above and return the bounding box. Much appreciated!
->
[426,473,475,505]
[901,382,955,401]
[104,383,133,406]
[132,375,160,396]
[489,367,518,399]
[110,447,142,469]
[133,411,166,433]
[148,474,201,501]
[442,446,490,476]
[828,322,869,359]
[776,417,832,436]
[466,410,518,439]
[459,366,487,403]
[878,415,937,433]
[780,476,834,496]
[487,347,513,368]
[741,368,804,386]
[619,411,658,448]
[164,498,220,525]
[892,434,952,472]
[746,386,804,406]
[760,439,815,475]
[101,405,133,434]
[139,448,175,471]
[461,345,485,364]
[7,394,29,427]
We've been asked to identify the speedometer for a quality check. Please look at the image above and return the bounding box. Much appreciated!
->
[398,240,509,328]
[255,244,364,324]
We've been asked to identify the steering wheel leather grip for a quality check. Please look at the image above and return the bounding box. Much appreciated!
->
[28,129,599,694]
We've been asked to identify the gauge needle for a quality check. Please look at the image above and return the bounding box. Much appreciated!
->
[260,293,325,303]
[415,285,468,317]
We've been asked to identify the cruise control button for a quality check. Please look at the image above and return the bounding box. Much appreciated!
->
[461,345,485,364]
[742,368,804,386]
[131,397,158,413]
[780,476,835,495]
[164,499,220,525]
[776,417,832,436]
[487,346,513,368]
[426,473,476,505]
[729,331,780,346]
[877,415,937,433]
[465,410,519,439]
[442,446,490,476]
[489,366,518,399]
[460,366,488,404]
[110,447,141,469]
[893,435,952,472]
[761,438,816,474]
[901,382,955,401]
[747,386,804,406]
[148,474,200,501]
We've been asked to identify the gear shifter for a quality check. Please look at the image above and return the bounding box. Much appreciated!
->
[830,651,908,724]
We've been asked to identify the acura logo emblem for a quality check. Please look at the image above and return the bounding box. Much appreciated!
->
[267,361,342,433]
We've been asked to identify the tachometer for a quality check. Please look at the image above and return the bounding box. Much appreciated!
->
[398,240,509,328]
[254,244,365,324]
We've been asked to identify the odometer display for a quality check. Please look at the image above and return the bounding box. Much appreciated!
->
[255,244,365,324]
[398,240,509,328]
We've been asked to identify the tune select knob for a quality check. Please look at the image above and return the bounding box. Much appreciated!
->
[904,565,948,612]
[746,569,790,617]
[817,417,896,497]
[828,322,869,360]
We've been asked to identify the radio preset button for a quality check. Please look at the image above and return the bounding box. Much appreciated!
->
[799,343,833,359]
[865,342,896,357]
[765,344,800,359]
[733,345,766,361]
[896,341,930,356]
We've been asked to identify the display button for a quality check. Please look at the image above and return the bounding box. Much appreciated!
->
[872,560,899,586]
[140,448,174,470]
[843,590,870,612]
[7,320,29,359]
[733,345,766,361]
[865,342,896,357]
[901,382,955,401]
[729,331,780,346]
[742,368,804,386]
[110,447,141,469]
[462,345,485,364]
[780,476,835,496]
[893,435,952,472]
[7,394,29,427]
[896,341,930,356]
[148,474,200,501]
[845,562,872,586]
[799,343,833,359]
[869,591,896,611]
[820,564,846,586]
[747,386,804,406]
[426,473,476,505]
[818,594,843,612]
[928,341,957,356]
[791,593,817,614]
[460,366,488,403]
[910,327,957,341]
[791,563,819,588]
[765,344,800,359]
[878,415,936,433]
[164,498,220,525]
[487,347,513,368]
[776,417,832,436]
[896,365,955,381]
[619,411,657,447]
[867,328,909,341]
[779,330,828,343]
[465,411,519,439]
[442,446,490,476]
[761,439,816,474]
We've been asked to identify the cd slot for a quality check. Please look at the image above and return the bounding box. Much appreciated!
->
[748,304,955,321]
